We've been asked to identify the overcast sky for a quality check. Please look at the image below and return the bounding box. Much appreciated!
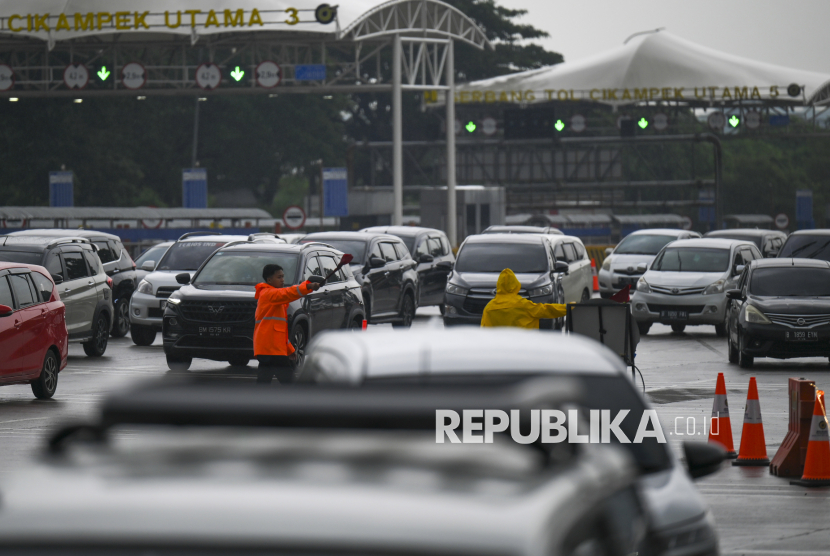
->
[500,0,829,75]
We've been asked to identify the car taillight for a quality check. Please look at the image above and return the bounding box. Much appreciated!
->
[106,277,113,289]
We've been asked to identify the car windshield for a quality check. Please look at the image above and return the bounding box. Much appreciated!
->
[455,242,548,273]
[750,267,830,296]
[0,250,42,265]
[779,235,830,262]
[710,234,763,249]
[615,234,677,255]
[652,248,729,272]
[157,241,227,271]
[301,239,367,262]
[365,373,670,474]
[194,252,300,286]
[135,244,169,268]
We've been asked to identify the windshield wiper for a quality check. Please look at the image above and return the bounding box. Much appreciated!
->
[787,240,818,257]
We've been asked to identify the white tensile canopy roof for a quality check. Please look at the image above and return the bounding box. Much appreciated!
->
[451,30,830,106]
[0,0,382,41]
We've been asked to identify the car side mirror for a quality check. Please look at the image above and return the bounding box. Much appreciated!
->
[436,261,453,271]
[175,273,191,285]
[683,441,726,479]
[605,247,613,256]
[733,264,745,276]
[418,253,434,264]
[141,260,155,271]
[370,256,386,268]
[553,261,569,275]
[636,262,648,272]
[51,273,64,285]
[0,304,12,317]
[726,289,744,300]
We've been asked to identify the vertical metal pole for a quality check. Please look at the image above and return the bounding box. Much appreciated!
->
[319,164,325,231]
[445,39,457,246]
[392,34,403,226]
[191,97,200,167]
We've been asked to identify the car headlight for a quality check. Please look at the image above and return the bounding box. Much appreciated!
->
[703,279,725,295]
[744,304,771,324]
[446,283,469,296]
[529,284,553,297]
[636,276,651,293]
[601,258,612,271]
[166,297,182,305]
[136,280,153,295]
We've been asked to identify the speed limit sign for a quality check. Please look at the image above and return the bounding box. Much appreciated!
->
[283,205,306,230]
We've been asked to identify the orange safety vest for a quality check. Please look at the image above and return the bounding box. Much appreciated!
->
[253,281,314,356]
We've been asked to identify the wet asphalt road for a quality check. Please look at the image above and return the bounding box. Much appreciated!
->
[1,307,829,554]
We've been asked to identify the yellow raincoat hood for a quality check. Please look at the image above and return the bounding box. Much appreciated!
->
[481,269,566,329]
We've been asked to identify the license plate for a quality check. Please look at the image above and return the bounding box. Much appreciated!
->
[198,326,232,338]
[660,310,688,321]
[159,300,167,310]
[787,330,818,342]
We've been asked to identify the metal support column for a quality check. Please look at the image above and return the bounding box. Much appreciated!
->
[392,34,403,226]
[445,39,457,246]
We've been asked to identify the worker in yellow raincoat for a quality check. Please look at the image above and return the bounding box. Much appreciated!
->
[481,268,567,328]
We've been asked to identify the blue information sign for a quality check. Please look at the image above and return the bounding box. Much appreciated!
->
[698,190,715,224]
[182,168,208,208]
[323,167,348,217]
[295,64,326,81]
[49,171,74,207]
[796,189,814,229]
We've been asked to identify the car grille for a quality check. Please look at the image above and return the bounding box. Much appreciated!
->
[156,286,181,298]
[148,308,164,318]
[176,336,252,349]
[614,268,643,276]
[179,301,257,323]
[463,288,529,315]
[648,304,705,314]
[651,285,706,295]
[766,313,830,328]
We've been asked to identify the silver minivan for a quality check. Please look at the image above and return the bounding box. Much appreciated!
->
[631,238,762,335]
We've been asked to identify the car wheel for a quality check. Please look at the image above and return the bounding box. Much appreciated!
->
[392,294,415,328]
[714,322,727,337]
[637,322,651,335]
[439,304,446,316]
[31,350,58,399]
[228,358,250,367]
[130,324,156,346]
[671,324,686,333]
[166,355,192,372]
[110,299,130,338]
[581,289,591,302]
[291,324,308,368]
[83,314,110,357]
[728,335,739,364]
[738,332,754,368]
[349,317,363,330]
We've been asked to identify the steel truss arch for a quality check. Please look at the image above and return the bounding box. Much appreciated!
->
[342,0,491,50]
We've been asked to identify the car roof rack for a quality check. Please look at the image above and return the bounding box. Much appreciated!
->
[47,237,93,249]
[178,231,220,241]
[247,232,280,241]
[301,241,336,250]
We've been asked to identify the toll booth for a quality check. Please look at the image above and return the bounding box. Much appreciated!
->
[420,186,506,242]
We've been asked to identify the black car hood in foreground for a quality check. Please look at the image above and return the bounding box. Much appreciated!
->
[747,296,830,315]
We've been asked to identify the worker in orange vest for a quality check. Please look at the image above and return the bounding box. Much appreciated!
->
[254,264,321,384]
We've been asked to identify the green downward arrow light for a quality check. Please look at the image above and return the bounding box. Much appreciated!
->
[97,66,110,81]
[554,119,565,132]
[230,66,245,82]
[637,117,649,129]
[729,115,740,128]
[465,121,476,133]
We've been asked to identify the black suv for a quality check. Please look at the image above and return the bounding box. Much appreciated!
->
[7,229,137,337]
[0,235,113,356]
[301,232,419,327]
[162,241,365,371]
[360,226,454,311]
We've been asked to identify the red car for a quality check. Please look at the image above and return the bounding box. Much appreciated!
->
[0,262,68,399]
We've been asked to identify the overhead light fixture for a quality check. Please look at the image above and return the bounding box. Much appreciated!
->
[9,97,18,102]
[198,97,207,101]
[73,99,83,103]
[136,95,146,100]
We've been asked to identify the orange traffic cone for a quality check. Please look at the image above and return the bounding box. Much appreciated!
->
[790,390,830,487]
[362,319,368,330]
[732,377,769,466]
[709,373,737,458]
[591,259,599,292]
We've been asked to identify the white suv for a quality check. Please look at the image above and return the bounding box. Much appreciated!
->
[128,232,283,345]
